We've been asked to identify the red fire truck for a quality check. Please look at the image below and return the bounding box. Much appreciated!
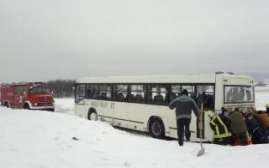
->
[0,82,55,111]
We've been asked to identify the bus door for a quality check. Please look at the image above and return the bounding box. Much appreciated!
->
[196,85,215,140]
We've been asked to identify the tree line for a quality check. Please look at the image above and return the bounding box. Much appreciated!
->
[47,79,75,98]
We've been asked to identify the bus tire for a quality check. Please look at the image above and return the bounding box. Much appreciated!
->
[88,110,98,121]
[149,118,165,139]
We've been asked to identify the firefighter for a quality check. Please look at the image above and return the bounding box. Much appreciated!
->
[209,107,232,145]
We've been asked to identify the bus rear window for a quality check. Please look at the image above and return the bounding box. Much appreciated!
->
[224,86,254,103]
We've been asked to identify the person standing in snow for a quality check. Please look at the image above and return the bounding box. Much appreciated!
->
[169,89,200,146]
[249,108,269,132]
[209,107,232,145]
[243,111,269,144]
[228,109,248,145]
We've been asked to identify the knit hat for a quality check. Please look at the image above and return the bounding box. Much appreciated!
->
[181,89,188,95]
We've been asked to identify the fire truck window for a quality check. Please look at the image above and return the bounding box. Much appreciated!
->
[15,88,27,95]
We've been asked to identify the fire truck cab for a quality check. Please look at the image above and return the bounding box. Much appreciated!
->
[0,82,55,111]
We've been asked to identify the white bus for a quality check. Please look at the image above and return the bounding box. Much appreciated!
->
[74,73,255,142]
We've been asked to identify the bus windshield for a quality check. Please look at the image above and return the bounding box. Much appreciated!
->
[224,86,254,103]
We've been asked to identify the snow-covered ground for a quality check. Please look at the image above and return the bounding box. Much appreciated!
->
[54,98,75,115]
[255,86,269,111]
[0,91,269,168]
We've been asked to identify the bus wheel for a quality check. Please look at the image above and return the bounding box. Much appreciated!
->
[88,111,98,121]
[149,118,165,139]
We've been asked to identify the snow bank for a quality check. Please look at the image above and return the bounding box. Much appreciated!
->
[54,98,74,115]
[0,92,269,168]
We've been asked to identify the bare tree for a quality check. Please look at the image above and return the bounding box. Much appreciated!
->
[47,79,75,98]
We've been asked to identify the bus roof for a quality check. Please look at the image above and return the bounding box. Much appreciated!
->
[76,73,253,84]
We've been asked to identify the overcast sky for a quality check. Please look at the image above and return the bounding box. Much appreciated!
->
[0,0,269,83]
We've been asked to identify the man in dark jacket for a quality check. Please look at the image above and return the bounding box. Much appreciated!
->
[228,109,248,145]
[169,89,200,146]
[244,112,269,144]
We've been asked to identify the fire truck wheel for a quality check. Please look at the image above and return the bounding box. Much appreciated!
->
[5,102,10,108]
[24,104,30,110]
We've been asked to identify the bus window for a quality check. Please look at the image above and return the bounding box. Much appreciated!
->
[196,85,214,110]
[148,84,168,105]
[75,84,86,103]
[171,85,195,100]
[181,85,195,99]
[225,86,254,103]
[87,84,99,99]
[99,84,112,100]
[129,84,145,103]
[113,84,128,101]
[171,85,181,101]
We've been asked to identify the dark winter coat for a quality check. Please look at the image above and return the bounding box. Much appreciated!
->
[251,112,269,129]
[169,95,199,119]
[245,115,269,144]
[228,111,248,134]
